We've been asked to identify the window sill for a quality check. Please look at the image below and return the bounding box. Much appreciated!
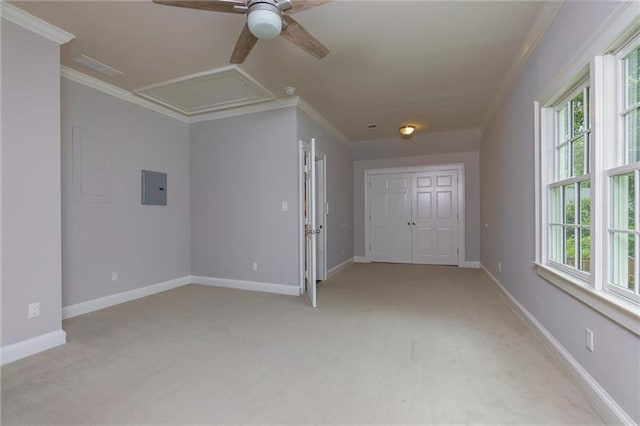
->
[534,263,640,336]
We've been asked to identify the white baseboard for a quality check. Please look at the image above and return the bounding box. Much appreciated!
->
[353,256,369,263]
[191,275,300,296]
[327,257,354,277]
[1,329,66,366]
[461,261,481,268]
[480,264,634,425]
[62,275,191,319]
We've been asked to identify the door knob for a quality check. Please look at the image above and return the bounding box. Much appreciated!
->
[412,222,416,225]
[407,222,411,225]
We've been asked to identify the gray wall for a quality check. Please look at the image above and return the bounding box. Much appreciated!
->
[351,129,480,161]
[297,111,354,269]
[61,80,191,306]
[480,2,640,422]
[190,108,299,286]
[353,151,480,261]
[1,21,63,345]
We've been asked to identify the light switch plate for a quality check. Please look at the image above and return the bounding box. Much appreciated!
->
[282,201,288,212]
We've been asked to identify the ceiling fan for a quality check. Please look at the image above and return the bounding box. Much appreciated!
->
[153,0,330,64]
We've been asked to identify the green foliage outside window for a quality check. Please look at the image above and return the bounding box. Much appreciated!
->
[565,197,591,271]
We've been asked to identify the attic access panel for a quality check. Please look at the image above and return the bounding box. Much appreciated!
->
[141,170,167,206]
[134,66,276,116]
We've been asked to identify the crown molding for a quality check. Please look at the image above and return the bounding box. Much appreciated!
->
[188,97,299,123]
[480,1,563,130]
[297,98,351,146]
[190,96,352,145]
[61,66,189,123]
[0,1,74,45]
[537,0,640,105]
[61,66,351,145]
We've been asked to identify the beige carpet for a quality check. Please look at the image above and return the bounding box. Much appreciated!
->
[2,264,603,424]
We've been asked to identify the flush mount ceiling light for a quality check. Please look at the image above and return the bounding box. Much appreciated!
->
[399,125,416,137]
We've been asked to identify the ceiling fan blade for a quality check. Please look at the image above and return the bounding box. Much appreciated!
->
[153,0,245,14]
[230,23,259,64]
[281,15,329,59]
[288,0,331,14]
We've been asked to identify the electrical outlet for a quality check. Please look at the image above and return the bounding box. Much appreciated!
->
[498,262,502,273]
[111,272,118,282]
[28,302,40,318]
[281,201,288,212]
[585,328,594,352]
[252,262,258,272]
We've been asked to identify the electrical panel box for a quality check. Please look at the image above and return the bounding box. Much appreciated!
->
[141,170,167,206]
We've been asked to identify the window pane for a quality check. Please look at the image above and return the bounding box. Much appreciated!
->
[557,144,570,180]
[550,225,563,263]
[579,228,591,272]
[565,227,576,267]
[579,181,591,225]
[550,187,562,223]
[557,106,569,144]
[572,91,585,135]
[611,173,635,230]
[610,232,635,291]
[624,108,640,163]
[564,183,576,224]
[623,47,640,109]
[572,135,586,176]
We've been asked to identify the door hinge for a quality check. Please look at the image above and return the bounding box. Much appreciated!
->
[304,165,309,174]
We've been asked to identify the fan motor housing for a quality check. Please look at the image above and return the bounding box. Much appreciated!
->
[248,0,282,15]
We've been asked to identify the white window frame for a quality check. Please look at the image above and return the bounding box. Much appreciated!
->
[604,35,640,304]
[534,3,640,336]
[547,81,592,281]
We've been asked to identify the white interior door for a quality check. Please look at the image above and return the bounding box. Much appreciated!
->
[430,170,459,265]
[367,168,460,265]
[411,172,436,264]
[411,170,459,265]
[303,139,317,307]
[315,156,326,281]
[368,173,412,263]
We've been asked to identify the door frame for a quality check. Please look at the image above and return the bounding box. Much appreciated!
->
[298,141,328,295]
[364,163,466,267]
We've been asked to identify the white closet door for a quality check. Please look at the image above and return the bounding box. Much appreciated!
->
[427,170,459,265]
[368,174,412,263]
[411,172,437,264]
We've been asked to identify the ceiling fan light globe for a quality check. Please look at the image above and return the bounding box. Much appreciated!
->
[247,9,282,40]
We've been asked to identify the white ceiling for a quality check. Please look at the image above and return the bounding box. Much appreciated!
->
[12,0,547,142]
